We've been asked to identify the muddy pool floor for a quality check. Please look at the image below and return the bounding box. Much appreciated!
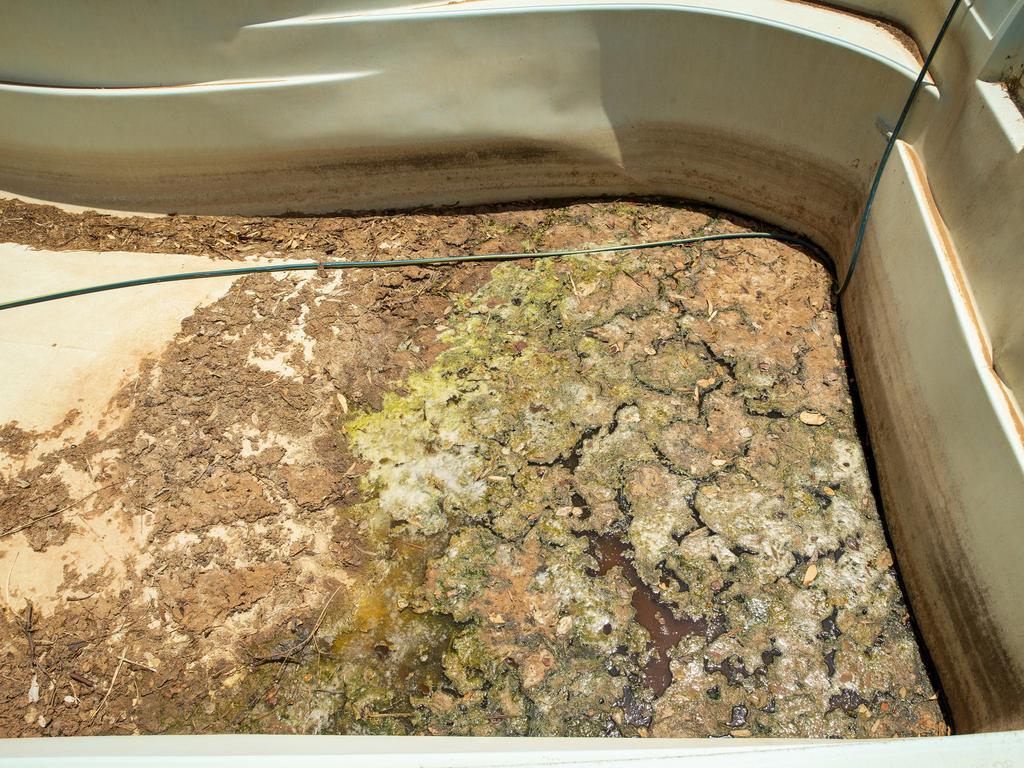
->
[0,197,947,738]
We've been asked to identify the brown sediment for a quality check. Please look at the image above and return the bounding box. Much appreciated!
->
[1004,76,1024,118]
[789,1,925,65]
[0,198,945,738]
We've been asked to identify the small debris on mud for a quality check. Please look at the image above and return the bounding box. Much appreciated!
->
[0,199,946,738]
[799,411,828,426]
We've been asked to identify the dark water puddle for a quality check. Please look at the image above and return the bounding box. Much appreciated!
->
[587,533,705,696]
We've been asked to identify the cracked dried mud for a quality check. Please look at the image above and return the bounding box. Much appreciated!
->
[0,198,946,738]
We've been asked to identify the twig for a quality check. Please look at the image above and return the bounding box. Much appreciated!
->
[117,654,157,673]
[65,593,96,602]
[57,617,135,646]
[248,585,342,666]
[3,551,19,615]
[21,601,36,665]
[15,599,54,686]
[93,646,127,719]
[0,482,119,540]
[69,672,94,688]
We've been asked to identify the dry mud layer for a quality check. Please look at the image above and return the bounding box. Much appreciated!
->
[0,199,946,738]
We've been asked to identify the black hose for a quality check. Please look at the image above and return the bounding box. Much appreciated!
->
[0,231,822,312]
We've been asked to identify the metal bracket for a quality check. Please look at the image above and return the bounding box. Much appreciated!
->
[875,115,895,140]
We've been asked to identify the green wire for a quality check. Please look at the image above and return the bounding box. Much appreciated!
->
[0,231,821,312]
[0,0,963,308]
[835,0,962,295]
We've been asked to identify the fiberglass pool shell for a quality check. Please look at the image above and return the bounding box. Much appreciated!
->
[0,0,1022,750]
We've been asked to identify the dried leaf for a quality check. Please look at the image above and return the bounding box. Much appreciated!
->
[802,563,818,586]
[799,411,827,426]
[556,615,574,635]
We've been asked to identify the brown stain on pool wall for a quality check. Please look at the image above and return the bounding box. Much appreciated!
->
[843,195,1024,733]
